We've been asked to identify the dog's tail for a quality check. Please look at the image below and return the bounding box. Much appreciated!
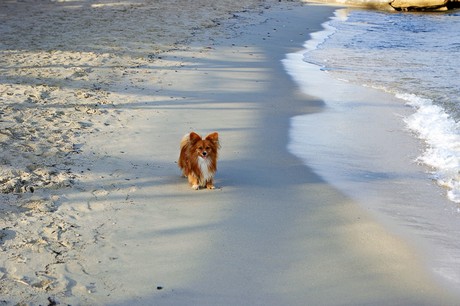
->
[178,133,191,172]
[180,133,190,151]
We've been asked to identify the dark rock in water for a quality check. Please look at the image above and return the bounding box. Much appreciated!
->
[389,0,453,10]
[311,0,459,11]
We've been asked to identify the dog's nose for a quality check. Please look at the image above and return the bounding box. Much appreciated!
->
[202,151,207,156]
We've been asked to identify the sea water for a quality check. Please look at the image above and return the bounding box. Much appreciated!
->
[298,8,460,203]
[283,8,460,291]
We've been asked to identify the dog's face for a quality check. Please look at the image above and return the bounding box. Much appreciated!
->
[190,132,219,160]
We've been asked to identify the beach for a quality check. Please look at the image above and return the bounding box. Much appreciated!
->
[1,1,459,305]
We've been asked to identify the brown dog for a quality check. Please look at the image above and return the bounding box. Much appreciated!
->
[178,132,220,190]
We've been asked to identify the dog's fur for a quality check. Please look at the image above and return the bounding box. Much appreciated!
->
[178,132,220,190]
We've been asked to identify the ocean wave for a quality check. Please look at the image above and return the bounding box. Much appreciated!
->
[399,93,460,203]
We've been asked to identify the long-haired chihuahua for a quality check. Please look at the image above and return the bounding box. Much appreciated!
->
[178,132,220,190]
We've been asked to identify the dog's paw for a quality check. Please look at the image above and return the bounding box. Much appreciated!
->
[192,184,200,190]
[206,185,215,190]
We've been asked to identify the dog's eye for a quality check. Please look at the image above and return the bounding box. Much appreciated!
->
[198,146,203,150]
[206,146,210,150]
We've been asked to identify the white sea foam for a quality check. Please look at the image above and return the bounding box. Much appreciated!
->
[399,93,460,203]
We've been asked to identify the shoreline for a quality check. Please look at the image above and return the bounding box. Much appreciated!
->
[1,1,459,304]
[284,9,460,294]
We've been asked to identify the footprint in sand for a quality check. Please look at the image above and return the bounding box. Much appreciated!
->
[92,189,109,199]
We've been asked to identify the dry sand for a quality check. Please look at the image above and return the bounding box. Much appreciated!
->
[1,0,459,305]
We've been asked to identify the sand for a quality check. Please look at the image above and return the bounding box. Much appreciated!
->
[1,0,459,305]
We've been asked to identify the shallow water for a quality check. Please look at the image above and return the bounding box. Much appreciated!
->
[303,9,460,203]
[283,8,460,293]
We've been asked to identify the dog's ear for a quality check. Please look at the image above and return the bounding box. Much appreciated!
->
[189,132,202,144]
[205,132,220,148]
